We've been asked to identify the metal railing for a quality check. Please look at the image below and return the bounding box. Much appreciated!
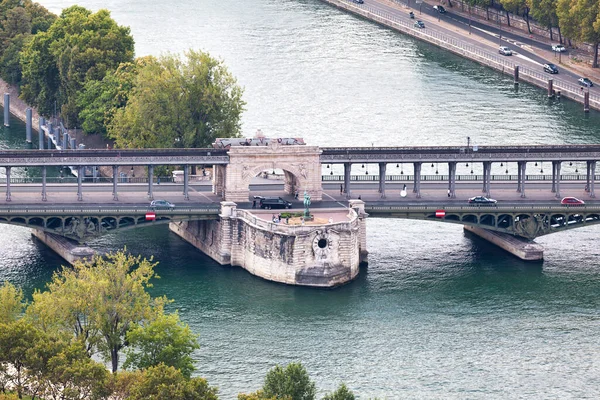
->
[330,0,600,108]
[322,173,598,182]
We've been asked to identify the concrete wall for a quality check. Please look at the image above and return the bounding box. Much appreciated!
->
[169,203,363,287]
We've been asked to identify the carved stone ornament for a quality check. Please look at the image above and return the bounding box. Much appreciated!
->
[312,230,332,259]
[513,214,552,240]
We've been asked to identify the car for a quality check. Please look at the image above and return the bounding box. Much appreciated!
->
[498,46,512,56]
[578,77,594,87]
[543,63,558,74]
[552,44,566,52]
[560,197,585,206]
[258,197,292,210]
[468,196,497,205]
[433,5,446,13]
[352,0,364,3]
[414,20,425,28]
[150,199,175,210]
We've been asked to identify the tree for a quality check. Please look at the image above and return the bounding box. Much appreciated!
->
[322,383,355,400]
[262,362,316,400]
[557,0,600,67]
[124,312,199,378]
[20,5,134,123]
[27,250,166,373]
[528,0,560,41]
[0,320,46,399]
[124,364,218,400]
[77,57,154,136]
[0,281,24,323]
[108,49,245,150]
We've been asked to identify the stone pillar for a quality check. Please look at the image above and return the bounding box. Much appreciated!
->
[218,201,237,264]
[77,166,83,201]
[482,161,488,193]
[486,162,492,197]
[183,164,189,200]
[112,165,119,201]
[585,161,591,192]
[413,162,422,198]
[26,108,32,145]
[553,161,561,197]
[590,161,596,198]
[3,93,9,127]
[378,162,386,199]
[517,161,523,193]
[5,166,11,201]
[63,132,68,150]
[42,166,47,201]
[520,161,527,198]
[148,165,154,200]
[344,162,351,199]
[448,161,456,198]
[349,199,368,263]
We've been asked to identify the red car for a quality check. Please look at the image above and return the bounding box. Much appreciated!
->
[561,197,585,205]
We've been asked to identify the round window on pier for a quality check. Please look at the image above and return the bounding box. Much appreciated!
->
[317,238,328,249]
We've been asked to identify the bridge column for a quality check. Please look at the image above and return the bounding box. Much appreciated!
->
[148,165,154,200]
[519,162,527,198]
[378,162,386,199]
[77,166,83,201]
[41,166,47,201]
[448,162,456,198]
[482,161,491,197]
[5,166,11,202]
[517,162,521,192]
[413,162,421,198]
[590,161,596,198]
[344,162,351,199]
[112,165,119,201]
[585,161,592,192]
[553,161,561,197]
[183,165,190,200]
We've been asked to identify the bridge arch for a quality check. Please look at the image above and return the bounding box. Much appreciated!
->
[217,142,323,202]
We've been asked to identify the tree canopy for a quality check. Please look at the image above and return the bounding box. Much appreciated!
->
[27,250,167,373]
[20,5,134,123]
[107,49,245,148]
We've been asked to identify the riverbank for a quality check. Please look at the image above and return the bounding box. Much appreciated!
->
[320,0,600,112]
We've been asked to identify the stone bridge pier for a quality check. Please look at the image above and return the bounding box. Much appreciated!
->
[212,142,323,202]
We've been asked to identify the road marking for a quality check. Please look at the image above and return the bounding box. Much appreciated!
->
[323,192,349,208]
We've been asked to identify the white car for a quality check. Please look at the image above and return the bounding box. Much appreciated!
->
[498,46,512,56]
[552,44,566,52]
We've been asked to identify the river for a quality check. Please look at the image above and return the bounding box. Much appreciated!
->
[2,0,600,398]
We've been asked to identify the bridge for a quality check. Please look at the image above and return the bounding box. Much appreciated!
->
[0,140,599,243]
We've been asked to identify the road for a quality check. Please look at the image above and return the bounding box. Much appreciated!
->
[0,179,596,209]
[361,0,597,94]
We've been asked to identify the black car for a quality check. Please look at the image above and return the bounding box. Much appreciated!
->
[414,20,425,28]
[543,63,558,74]
[433,5,446,13]
[468,196,497,205]
[352,0,364,3]
[258,197,292,209]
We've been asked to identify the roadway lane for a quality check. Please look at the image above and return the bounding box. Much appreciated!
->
[357,0,597,94]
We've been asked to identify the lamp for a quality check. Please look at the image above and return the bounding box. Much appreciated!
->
[327,164,330,168]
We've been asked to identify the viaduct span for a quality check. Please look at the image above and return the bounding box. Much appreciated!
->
[1,140,599,286]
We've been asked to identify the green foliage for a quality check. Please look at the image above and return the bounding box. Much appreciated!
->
[237,391,279,400]
[77,56,154,136]
[108,49,245,149]
[322,383,355,400]
[20,5,134,122]
[124,312,199,378]
[0,281,24,323]
[557,0,600,67]
[124,363,219,400]
[0,33,29,84]
[262,362,316,400]
[27,249,167,373]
